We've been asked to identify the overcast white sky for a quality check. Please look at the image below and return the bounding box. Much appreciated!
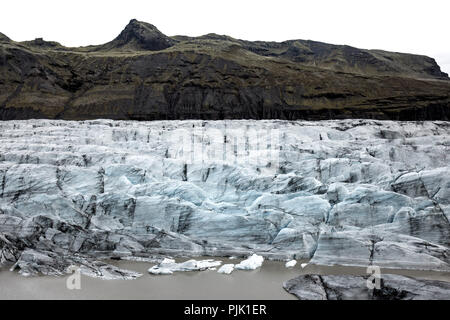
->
[1,0,449,74]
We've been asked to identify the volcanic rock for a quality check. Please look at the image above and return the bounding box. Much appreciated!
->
[0,20,449,121]
[283,274,450,300]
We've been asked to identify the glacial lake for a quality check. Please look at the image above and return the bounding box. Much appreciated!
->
[1,257,449,300]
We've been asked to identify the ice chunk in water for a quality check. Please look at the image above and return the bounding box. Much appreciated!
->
[235,254,264,270]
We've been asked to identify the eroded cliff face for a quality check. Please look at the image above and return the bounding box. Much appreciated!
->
[0,19,449,121]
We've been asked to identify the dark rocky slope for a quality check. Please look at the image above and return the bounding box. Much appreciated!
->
[284,274,450,300]
[0,19,449,121]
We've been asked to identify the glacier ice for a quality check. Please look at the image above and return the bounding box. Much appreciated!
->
[285,260,297,268]
[0,119,449,277]
[217,264,235,274]
[148,258,222,274]
[235,254,264,270]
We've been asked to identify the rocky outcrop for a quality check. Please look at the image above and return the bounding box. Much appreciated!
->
[0,32,10,43]
[1,119,449,276]
[99,19,176,51]
[209,36,449,80]
[283,274,450,300]
[20,38,64,49]
[0,20,449,121]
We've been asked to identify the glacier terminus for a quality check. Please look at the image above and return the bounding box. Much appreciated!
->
[0,119,449,289]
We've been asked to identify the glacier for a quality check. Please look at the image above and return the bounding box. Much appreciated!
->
[0,119,449,277]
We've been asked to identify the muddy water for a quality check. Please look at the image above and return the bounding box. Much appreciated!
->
[0,257,449,300]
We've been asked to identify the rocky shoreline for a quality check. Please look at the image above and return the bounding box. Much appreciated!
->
[283,274,450,300]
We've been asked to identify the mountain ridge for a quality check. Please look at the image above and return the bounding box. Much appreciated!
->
[0,19,449,121]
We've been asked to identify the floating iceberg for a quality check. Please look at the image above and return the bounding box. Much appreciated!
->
[217,264,235,274]
[235,254,264,270]
[148,258,222,275]
[285,260,297,268]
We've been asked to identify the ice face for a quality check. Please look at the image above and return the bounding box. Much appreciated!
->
[0,119,449,276]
